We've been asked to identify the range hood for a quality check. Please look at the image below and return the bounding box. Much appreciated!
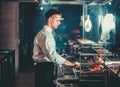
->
[49,0,89,5]
[40,0,113,5]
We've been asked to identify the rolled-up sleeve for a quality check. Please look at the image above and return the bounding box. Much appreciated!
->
[45,32,66,65]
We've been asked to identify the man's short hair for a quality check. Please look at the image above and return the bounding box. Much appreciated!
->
[45,9,61,20]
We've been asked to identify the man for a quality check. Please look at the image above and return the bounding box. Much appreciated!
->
[33,9,80,87]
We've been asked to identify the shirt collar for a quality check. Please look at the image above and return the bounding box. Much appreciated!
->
[44,25,53,33]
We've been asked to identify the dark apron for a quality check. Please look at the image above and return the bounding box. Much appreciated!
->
[34,62,56,87]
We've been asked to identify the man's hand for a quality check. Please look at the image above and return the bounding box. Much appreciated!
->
[63,60,80,68]
[73,62,80,68]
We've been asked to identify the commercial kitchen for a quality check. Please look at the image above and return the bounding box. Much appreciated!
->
[0,0,120,87]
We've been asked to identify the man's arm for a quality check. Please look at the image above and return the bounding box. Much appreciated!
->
[63,60,80,68]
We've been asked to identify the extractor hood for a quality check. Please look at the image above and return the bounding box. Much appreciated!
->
[40,0,113,5]
[45,0,90,5]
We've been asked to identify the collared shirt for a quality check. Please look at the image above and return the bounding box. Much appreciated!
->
[32,25,66,65]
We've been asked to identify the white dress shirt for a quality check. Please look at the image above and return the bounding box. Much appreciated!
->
[32,25,66,65]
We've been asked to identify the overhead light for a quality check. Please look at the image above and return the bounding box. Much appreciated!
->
[37,6,44,10]
[109,2,112,5]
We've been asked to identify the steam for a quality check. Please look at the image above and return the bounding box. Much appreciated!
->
[101,14,115,41]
